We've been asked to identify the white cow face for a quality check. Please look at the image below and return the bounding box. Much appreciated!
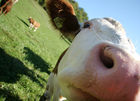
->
[42,0,140,101]
[57,18,140,101]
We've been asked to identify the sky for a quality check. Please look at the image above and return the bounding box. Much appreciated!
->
[75,0,140,54]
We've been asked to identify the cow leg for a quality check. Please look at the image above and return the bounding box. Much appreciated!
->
[2,9,7,15]
[0,0,11,9]
[0,8,2,15]
[34,27,37,32]
[4,10,9,15]
[29,24,31,29]
[0,7,2,13]
[29,23,33,29]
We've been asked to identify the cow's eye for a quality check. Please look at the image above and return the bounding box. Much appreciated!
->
[83,22,90,28]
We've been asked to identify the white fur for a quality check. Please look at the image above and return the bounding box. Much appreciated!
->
[29,23,38,32]
[44,73,66,101]
[46,18,140,100]
[58,18,137,74]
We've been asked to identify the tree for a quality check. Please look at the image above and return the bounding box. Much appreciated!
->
[68,0,88,23]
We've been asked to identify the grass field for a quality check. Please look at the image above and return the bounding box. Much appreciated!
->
[0,0,69,100]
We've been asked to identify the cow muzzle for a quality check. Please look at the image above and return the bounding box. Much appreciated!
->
[81,43,140,101]
[59,43,140,101]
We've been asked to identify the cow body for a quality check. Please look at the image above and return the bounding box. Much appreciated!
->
[0,0,18,15]
[40,0,140,101]
[28,17,40,32]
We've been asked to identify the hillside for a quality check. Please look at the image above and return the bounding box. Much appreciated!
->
[0,0,69,100]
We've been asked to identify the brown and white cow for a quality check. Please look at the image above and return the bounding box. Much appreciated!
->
[28,17,40,32]
[0,0,18,15]
[40,0,140,101]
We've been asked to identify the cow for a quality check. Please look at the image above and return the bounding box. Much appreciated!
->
[40,0,140,101]
[0,0,18,15]
[28,17,40,32]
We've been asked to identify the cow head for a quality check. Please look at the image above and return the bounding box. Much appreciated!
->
[57,17,140,101]
[41,0,140,101]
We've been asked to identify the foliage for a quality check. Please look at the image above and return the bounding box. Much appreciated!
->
[0,0,69,100]
[37,0,46,9]
[68,0,88,23]
[36,0,88,23]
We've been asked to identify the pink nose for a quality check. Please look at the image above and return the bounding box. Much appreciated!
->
[89,43,139,72]
[85,43,140,100]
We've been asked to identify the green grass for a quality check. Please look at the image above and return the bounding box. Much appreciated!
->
[0,0,69,100]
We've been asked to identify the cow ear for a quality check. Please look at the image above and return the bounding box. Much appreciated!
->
[46,0,80,39]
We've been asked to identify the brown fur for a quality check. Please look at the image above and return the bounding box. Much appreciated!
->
[29,17,40,28]
[46,0,80,39]
[0,0,18,15]
[52,48,68,74]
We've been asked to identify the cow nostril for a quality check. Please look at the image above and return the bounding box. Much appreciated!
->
[99,46,114,69]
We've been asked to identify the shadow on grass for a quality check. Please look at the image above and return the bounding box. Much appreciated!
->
[0,89,22,101]
[24,47,51,74]
[0,48,45,85]
[61,35,71,45]
[16,16,29,27]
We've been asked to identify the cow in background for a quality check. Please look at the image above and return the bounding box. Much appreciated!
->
[0,0,18,15]
[28,17,40,32]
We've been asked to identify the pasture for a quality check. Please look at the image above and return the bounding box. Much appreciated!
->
[0,0,69,100]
